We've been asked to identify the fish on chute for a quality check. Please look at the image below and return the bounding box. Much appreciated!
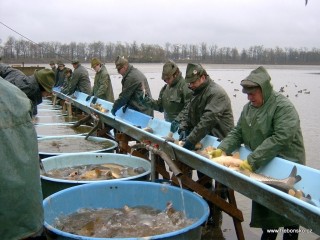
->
[201,148,301,192]
[198,146,318,206]
[288,189,317,206]
[240,166,301,193]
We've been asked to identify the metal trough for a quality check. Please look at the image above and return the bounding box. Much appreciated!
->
[52,89,320,235]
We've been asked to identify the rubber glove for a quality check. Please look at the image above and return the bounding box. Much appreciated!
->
[240,160,253,172]
[210,149,224,158]
[85,95,92,101]
[139,94,150,103]
[183,140,195,150]
[92,96,98,104]
[179,131,188,141]
[122,105,128,113]
[170,120,179,133]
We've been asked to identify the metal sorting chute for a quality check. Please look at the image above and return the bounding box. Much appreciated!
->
[53,88,320,235]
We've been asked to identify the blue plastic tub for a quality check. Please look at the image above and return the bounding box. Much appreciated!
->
[43,181,209,240]
[41,153,151,198]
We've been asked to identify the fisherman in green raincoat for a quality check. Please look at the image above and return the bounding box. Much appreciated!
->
[0,78,44,239]
[218,66,306,240]
[178,63,234,227]
[178,63,234,146]
[90,58,115,103]
[0,63,55,116]
[62,59,91,95]
[54,61,67,87]
[141,60,192,122]
[111,56,153,117]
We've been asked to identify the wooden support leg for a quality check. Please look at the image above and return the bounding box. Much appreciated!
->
[62,101,67,113]
[225,185,245,240]
[115,133,149,160]
[52,94,57,106]
[115,132,130,154]
[65,101,72,117]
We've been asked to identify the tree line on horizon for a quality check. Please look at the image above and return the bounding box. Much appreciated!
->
[1,36,320,65]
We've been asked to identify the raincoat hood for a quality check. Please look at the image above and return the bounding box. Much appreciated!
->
[242,66,273,103]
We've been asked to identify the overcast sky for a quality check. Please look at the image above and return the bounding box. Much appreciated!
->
[0,0,319,50]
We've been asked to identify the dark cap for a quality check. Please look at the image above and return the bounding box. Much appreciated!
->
[115,56,128,69]
[71,58,80,64]
[185,63,205,83]
[162,60,178,80]
[57,60,65,67]
[241,80,260,93]
[91,58,101,68]
[34,69,55,93]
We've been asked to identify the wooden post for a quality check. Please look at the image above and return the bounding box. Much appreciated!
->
[52,93,57,106]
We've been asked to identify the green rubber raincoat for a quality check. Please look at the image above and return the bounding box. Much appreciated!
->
[64,63,91,95]
[0,63,42,115]
[112,64,154,117]
[180,76,234,143]
[92,64,114,102]
[0,79,44,239]
[145,72,192,122]
[218,66,305,228]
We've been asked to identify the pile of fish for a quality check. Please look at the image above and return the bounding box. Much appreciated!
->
[53,203,195,238]
[199,146,317,206]
[43,163,146,181]
[90,103,108,113]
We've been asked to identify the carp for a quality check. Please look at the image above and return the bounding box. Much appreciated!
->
[240,166,301,193]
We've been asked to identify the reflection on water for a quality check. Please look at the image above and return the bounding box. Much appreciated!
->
[35,124,93,136]
[54,205,195,238]
[33,115,81,124]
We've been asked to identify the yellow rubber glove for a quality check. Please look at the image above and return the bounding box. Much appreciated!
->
[240,160,253,172]
[209,149,225,158]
